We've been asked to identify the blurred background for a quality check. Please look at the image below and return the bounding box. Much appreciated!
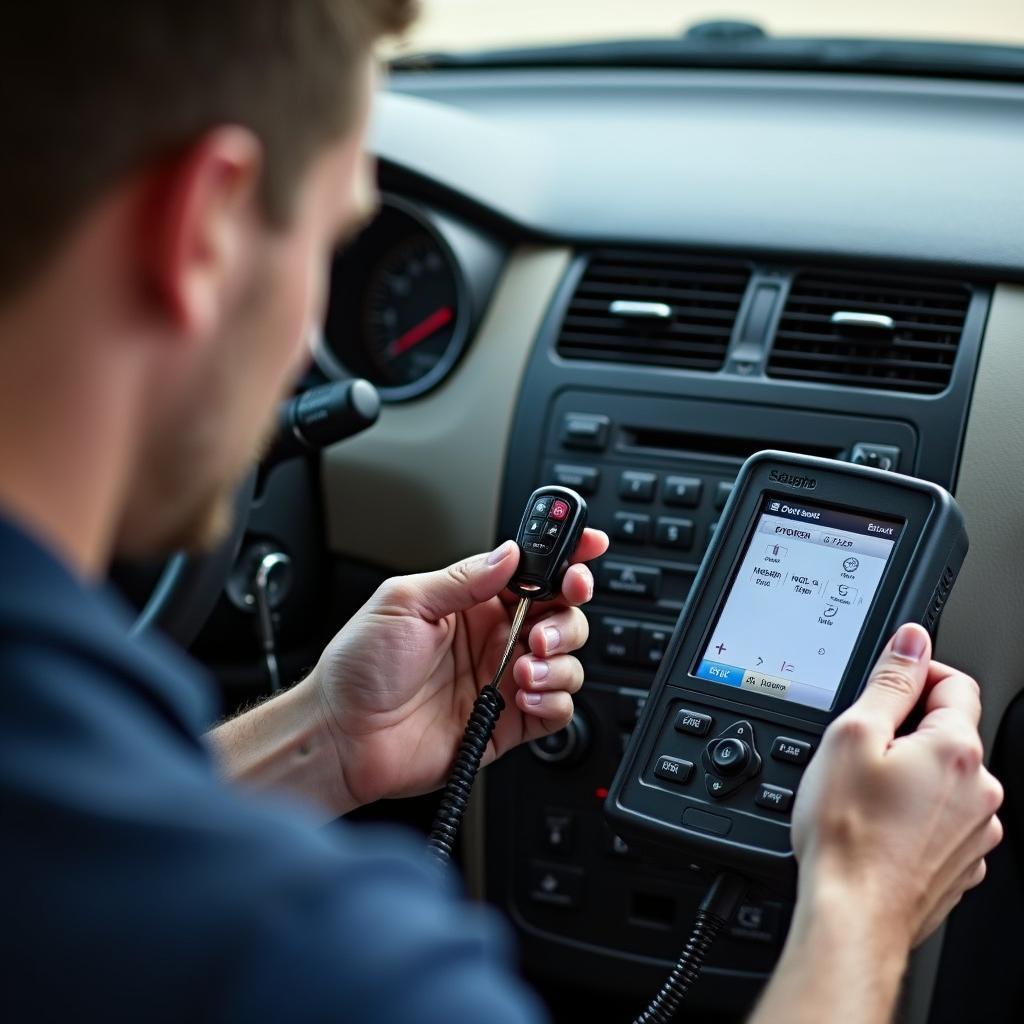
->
[390,1,1024,55]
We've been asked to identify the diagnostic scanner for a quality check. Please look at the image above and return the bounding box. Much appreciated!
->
[605,451,967,883]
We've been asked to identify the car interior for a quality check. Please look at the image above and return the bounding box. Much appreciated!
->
[115,6,1024,1022]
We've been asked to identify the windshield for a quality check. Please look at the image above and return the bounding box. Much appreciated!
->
[393,1,1024,57]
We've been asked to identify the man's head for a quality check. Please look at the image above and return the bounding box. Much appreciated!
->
[0,2,415,561]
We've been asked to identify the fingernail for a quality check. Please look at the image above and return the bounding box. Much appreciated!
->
[530,659,550,682]
[487,540,514,565]
[523,693,543,706]
[892,624,928,661]
[544,626,560,652]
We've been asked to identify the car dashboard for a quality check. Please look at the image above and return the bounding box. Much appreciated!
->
[213,67,1024,1022]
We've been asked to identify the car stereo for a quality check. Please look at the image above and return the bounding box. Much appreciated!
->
[605,451,967,882]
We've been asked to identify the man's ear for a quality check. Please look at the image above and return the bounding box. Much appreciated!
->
[140,126,264,339]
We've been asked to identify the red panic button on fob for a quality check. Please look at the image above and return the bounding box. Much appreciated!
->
[549,499,570,521]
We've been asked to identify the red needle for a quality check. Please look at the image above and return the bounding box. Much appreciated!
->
[386,305,454,359]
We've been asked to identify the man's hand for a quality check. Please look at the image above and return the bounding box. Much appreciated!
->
[752,623,1003,1024]
[308,531,609,814]
[792,622,1003,947]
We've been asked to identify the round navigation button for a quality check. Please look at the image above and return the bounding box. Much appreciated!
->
[711,738,750,777]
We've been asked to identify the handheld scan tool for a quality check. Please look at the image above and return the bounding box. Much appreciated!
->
[606,451,967,881]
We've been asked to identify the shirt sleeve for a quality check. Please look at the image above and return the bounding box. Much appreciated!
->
[0,642,547,1024]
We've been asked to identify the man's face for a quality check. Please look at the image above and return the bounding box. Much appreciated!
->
[118,63,378,557]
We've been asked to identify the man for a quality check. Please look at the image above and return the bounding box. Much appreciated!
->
[0,4,1002,1023]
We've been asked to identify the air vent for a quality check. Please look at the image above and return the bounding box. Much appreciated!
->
[767,271,971,394]
[556,250,750,371]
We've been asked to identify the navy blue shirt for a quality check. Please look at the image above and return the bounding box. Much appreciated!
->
[0,514,543,1023]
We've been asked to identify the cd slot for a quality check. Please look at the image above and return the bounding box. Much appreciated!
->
[618,426,843,464]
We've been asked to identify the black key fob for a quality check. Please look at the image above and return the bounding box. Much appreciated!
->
[509,486,588,601]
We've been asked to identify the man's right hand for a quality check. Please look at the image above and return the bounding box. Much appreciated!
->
[791,622,1003,949]
[751,623,1003,1024]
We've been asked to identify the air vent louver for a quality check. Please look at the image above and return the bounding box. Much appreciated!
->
[767,271,971,394]
[556,250,750,371]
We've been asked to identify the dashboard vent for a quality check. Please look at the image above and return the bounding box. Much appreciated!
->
[767,271,971,394]
[556,250,750,371]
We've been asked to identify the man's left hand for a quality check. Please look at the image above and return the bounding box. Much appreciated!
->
[308,530,608,813]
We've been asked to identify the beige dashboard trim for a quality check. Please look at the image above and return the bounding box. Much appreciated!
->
[322,245,571,570]
[902,283,1024,1024]
[937,283,1024,746]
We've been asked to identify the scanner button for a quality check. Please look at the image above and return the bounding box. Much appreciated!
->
[771,737,812,765]
[710,738,750,777]
[755,784,794,813]
[704,772,744,799]
[674,709,712,736]
[654,755,694,785]
[721,720,756,744]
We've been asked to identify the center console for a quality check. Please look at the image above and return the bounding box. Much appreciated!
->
[485,252,989,1013]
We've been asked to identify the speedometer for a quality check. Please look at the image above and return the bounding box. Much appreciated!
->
[362,233,459,388]
[315,197,472,402]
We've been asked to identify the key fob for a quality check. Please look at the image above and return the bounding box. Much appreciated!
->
[509,486,588,601]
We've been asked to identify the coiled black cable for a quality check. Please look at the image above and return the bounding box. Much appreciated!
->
[633,872,747,1024]
[426,683,506,863]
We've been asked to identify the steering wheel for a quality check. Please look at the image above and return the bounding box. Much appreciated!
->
[128,471,256,646]
[120,377,379,647]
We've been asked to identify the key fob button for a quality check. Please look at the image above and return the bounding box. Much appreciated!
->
[532,496,553,517]
[525,518,546,537]
[523,540,552,555]
[549,499,571,521]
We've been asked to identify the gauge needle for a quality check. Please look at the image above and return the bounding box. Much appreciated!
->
[387,305,454,359]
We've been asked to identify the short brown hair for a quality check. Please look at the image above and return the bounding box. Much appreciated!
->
[0,1,416,299]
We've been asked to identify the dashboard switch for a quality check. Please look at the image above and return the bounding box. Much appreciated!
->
[599,563,661,599]
[528,862,584,908]
[619,471,657,502]
[655,516,694,550]
[540,811,575,855]
[613,512,651,543]
[562,413,609,451]
[639,624,671,666]
[664,476,703,507]
[714,481,734,510]
[601,618,638,663]
[552,464,599,495]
